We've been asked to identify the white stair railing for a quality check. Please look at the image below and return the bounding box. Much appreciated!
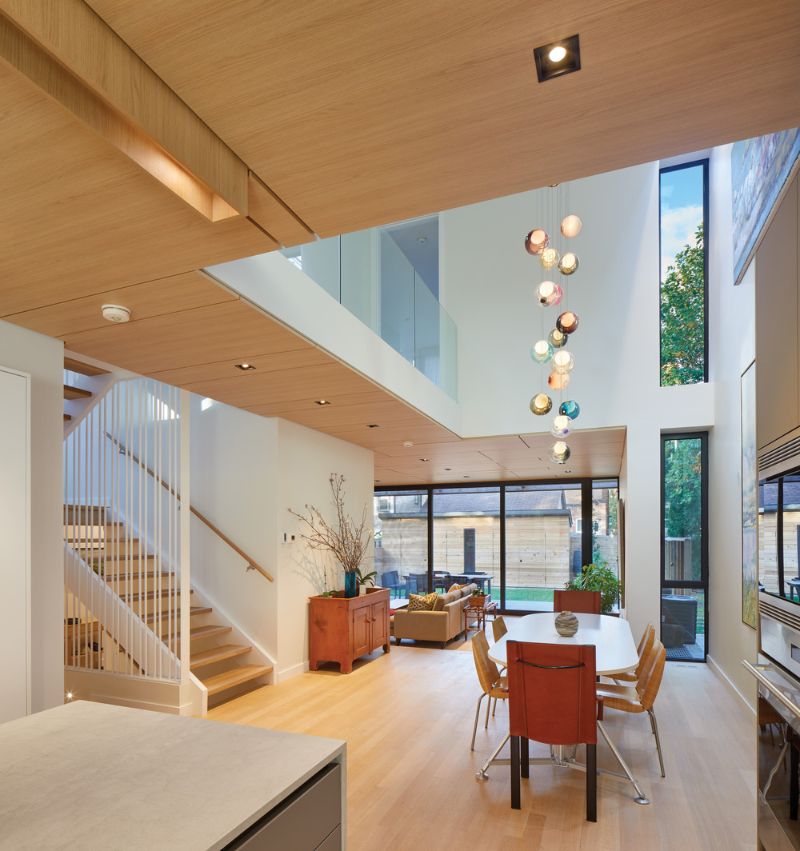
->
[63,378,190,683]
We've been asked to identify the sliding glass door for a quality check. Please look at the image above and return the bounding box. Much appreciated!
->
[660,433,708,661]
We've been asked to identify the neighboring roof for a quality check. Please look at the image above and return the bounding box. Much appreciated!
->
[378,488,578,518]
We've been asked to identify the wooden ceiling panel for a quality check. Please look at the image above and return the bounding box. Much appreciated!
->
[87,0,800,236]
[1,271,236,337]
[0,62,272,317]
[59,300,308,374]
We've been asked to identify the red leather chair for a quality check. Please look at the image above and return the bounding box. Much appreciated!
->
[506,640,602,821]
[553,589,601,614]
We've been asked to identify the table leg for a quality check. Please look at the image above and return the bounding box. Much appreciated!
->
[521,738,530,778]
[791,738,799,821]
[511,735,521,809]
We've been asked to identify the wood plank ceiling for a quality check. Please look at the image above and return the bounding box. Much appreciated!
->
[0,0,795,483]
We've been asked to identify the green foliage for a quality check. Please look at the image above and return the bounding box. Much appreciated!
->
[566,563,621,614]
[661,223,705,386]
[663,437,703,579]
[356,566,377,586]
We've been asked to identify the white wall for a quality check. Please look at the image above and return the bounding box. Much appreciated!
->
[189,396,279,660]
[189,397,374,679]
[0,320,64,712]
[707,146,758,703]
[277,419,374,679]
[440,164,714,650]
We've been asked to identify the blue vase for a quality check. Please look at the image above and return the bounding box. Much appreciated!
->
[344,572,358,598]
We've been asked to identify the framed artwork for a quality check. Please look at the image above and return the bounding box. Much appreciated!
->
[741,360,757,629]
[732,128,800,285]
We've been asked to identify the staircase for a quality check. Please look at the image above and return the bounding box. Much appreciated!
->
[65,509,272,708]
[63,367,275,714]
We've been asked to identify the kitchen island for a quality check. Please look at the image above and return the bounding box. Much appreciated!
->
[0,701,345,850]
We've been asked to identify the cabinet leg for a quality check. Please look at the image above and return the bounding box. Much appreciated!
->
[340,661,353,674]
[309,660,319,671]
[383,643,390,653]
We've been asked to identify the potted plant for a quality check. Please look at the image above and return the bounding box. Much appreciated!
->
[565,562,622,614]
[470,588,487,608]
[290,474,372,598]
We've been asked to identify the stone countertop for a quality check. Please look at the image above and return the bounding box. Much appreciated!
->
[0,701,345,850]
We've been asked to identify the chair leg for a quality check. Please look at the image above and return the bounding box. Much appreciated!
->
[648,709,666,778]
[471,693,486,751]
[476,733,510,780]
[586,743,597,822]
[492,697,497,717]
[521,737,529,779]
[485,693,492,729]
[511,735,521,809]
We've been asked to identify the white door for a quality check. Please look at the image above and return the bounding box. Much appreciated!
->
[0,367,30,722]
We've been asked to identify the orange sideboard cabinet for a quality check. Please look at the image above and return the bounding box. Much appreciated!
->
[309,587,391,673]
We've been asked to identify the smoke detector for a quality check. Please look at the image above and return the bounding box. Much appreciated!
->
[101,304,131,323]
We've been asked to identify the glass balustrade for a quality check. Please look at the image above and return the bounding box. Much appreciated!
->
[282,218,458,399]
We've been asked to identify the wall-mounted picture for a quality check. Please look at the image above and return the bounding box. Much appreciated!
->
[732,128,800,285]
[741,361,757,629]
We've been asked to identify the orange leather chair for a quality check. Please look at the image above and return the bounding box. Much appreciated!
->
[553,589,601,614]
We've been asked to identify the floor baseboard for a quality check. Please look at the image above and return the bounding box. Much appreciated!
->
[706,654,755,715]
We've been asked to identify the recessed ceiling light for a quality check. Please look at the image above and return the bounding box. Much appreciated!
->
[315,399,331,406]
[533,34,581,83]
[235,362,256,371]
[367,424,380,428]
[420,458,429,462]
[101,304,131,323]
[444,467,452,471]
[402,440,414,448]
[417,236,427,244]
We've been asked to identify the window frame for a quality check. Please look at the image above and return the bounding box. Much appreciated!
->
[660,431,709,661]
[658,158,710,386]
[375,477,618,616]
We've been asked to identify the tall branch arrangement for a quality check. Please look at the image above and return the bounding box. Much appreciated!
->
[289,474,371,574]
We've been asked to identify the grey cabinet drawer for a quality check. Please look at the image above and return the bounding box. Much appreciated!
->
[224,763,341,850]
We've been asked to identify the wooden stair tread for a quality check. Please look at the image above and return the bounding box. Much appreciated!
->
[189,624,231,641]
[120,587,186,602]
[104,571,172,581]
[64,383,92,400]
[190,644,252,670]
[201,665,272,696]
[64,357,109,377]
[150,606,209,624]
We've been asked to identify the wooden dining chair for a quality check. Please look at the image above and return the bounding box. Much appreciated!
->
[470,631,509,750]
[596,639,667,777]
[553,589,601,614]
[506,640,602,821]
[609,623,655,684]
[491,616,508,643]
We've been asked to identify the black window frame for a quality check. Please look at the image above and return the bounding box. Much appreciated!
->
[660,431,709,662]
[374,477,619,616]
[658,158,710,386]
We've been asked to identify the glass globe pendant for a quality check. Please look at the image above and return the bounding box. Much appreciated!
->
[551,414,571,438]
[525,228,549,256]
[530,339,554,363]
[560,214,582,238]
[552,349,574,374]
[530,393,553,415]
[551,440,571,464]
[540,247,560,270]
[556,311,579,335]
[558,252,579,276]
[548,327,568,349]
[559,400,581,420]
[548,371,571,390]
[536,280,563,306]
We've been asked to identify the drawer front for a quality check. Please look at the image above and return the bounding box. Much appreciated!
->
[224,763,341,850]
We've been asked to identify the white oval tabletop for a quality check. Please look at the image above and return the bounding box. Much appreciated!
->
[489,613,639,676]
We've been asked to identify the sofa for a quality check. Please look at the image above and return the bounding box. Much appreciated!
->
[392,583,478,648]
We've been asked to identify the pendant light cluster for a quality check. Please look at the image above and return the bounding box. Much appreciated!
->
[526,187,582,465]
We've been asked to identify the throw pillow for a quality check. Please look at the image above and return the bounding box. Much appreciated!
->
[448,583,463,593]
[432,594,445,611]
[408,593,438,612]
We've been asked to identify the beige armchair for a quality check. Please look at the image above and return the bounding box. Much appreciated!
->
[393,584,477,648]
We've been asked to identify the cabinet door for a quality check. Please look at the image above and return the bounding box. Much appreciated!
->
[351,606,371,658]
[756,177,799,448]
[370,599,388,650]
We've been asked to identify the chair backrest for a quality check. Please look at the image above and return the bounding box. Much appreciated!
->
[380,570,399,587]
[492,616,508,643]
[471,631,502,694]
[636,639,666,711]
[635,624,655,676]
[408,573,429,594]
[507,640,598,746]
[553,589,601,614]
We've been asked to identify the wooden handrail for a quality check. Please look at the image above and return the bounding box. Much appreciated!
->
[105,432,274,582]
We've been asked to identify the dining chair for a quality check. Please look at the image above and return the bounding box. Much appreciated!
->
[553,589,601,614]
[609,623,654,684]
[490,616,509,713]
[506,640,602,821]
[596,639,667,777]
[470,631,508,751]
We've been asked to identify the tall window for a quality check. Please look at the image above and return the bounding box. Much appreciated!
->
[373,490,428,600]
[661,434,708,661]
[659,160,708,386]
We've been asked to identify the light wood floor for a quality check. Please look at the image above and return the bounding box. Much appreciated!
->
[210,639,755,850]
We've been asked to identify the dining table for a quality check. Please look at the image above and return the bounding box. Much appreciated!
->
[482,612,651,805]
